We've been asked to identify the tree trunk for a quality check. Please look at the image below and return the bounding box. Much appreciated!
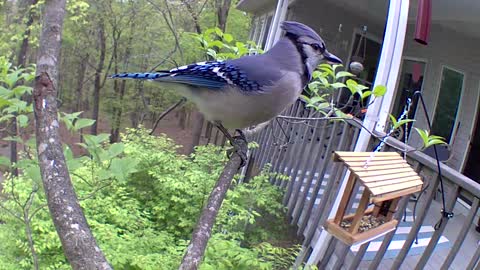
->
[74,53,88,112]
[33,0,112,269]
[9,0,39,177]
[91,19,106,135]
[188,111,204,154]
[111,21,134,143]
[179,107,187,130]
[216,0,232,32]
[180,0,202,34]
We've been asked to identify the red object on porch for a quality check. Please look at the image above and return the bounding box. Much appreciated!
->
[414,0,431,45]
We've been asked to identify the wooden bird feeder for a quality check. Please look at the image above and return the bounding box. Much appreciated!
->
[324,151,423,246]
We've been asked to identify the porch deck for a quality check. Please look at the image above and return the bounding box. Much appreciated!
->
[329,192,480,269]
[240,101,480,269]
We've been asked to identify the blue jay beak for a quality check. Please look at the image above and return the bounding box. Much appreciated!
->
[324,50,342,64]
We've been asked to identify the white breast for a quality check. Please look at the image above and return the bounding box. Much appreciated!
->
[181,71,303,129]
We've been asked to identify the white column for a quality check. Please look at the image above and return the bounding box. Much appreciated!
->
[306,0,410,265]
[264,0,284,50]
[271,0,289,46]
[376,0,410,132]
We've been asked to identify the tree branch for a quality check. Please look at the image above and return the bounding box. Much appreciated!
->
[179,138,247,270]
[149,97,186,135]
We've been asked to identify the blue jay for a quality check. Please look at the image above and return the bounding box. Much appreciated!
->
[111,21,341,160]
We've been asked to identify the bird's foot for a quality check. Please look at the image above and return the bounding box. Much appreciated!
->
[215,123,248,168]
[226,135,248,168]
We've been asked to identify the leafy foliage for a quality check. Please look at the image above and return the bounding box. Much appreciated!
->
[414,128,447,149]
[301,63,385,118]
[189,27,263,60]
[0,57,35,127]
[0,128,298,269]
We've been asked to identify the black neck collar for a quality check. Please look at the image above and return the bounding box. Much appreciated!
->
[285,33,310,85]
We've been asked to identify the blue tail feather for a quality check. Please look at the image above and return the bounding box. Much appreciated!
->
[110,72,169,80]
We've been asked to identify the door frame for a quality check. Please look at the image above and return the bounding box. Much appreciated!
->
[461,81,480,172]
[391,56,429,131]
[431,64,467,145]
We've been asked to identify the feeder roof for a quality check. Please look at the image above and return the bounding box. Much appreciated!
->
[333,151,423,201]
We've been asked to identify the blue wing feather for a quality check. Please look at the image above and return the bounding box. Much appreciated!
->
[110,60,261,92]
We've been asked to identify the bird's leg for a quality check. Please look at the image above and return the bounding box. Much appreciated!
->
[234,129,247,141]
[215,123,248,167]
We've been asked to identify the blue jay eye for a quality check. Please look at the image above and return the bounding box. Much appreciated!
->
[311,43,325,53]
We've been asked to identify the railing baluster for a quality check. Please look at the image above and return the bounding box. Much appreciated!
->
[415,184,460,269]
[282,110,312,204]
[273,104,302,186]
[298,121,343,234]
[441,197,480,270]
[257,122,274,169]
[466,243,480,270]
[317,237,337,269]
[288,120,326,219]
[292,121,334,227]
[303,163,345,247]
[349,242,370,270]
[391,171,441,269]
[368,195,410,270]
[332,242,350,270]
[270,104,299,184]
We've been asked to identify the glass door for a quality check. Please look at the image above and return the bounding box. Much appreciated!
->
[391,59,427,141]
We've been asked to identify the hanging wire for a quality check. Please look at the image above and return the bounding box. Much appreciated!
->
[363,98,412,168]
[412,91,454,230]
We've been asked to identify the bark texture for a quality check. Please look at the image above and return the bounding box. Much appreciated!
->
[179,138,247,270]
[33,0,112,269]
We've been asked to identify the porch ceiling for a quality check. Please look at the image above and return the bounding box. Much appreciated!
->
[238,0,480,39]
[320,0,480,39]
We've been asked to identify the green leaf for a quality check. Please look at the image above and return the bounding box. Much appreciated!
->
[0,97,12,109]
[373,85,387,96]
[223,33,233,43]
[335,71,354,80]
[110,157,139,181]
[317,76,329,87]
[12,85,32,97]
[345,79,358,95]
[108,143,124,159]
[17,114,28,127]
[0,155,10,166]
[3,136,23,143]
[309,96,325,104]
[362,90,372,99]
[333,108,352,119]
[389,114,398,127]
[330,82,346,89]
[208,40,224,49]
[24,165,42,182]
[214,27,223,37]
[74,118,95,130]
[395,119,415,129]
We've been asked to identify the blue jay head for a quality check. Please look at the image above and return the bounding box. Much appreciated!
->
[281,21,342,77]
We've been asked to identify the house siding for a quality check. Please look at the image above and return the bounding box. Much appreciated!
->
[247,1,479,174]
[402,23,480,171]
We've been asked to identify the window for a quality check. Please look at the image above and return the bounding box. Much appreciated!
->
[431,67,464,143]
[391,59,427,140]
[261,15,273,49]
